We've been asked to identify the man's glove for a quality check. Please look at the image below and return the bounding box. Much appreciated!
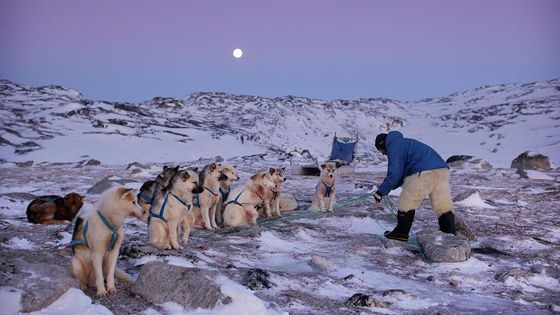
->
[372,191,383,203]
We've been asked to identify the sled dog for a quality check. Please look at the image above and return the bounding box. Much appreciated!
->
[138,165,179,221]
[70,186,143,297]
[215,164,240,225]
[27,192,84,224]
[148,168,203,250]
[311,161,339,212]
[261,167,286,217]
[188,163,226,230]
[223,169,276,227]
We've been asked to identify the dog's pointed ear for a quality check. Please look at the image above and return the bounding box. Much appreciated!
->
[191,167,198,173]
[250,173,258,181]
[210,163,216,172]
[269,168,275,175]
[335,162,341,169]
[182,171,190,181]
[119,187,135,200]
[282,167,286,171]
[320,163,327,169]
[174,165,180,172]
[163,165,168,170]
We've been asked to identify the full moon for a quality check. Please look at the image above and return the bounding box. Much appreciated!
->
[233,48,243,59]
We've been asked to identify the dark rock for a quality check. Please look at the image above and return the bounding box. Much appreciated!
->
[131,262,226,310]
[345,293,388,308]
[495,268,533,282]
[76,159,101,168]
[427,275,435,282]
[345,293,373,307]
[416,229,471,262]
[15,161,33,168]
[511,151,551,170]
[472,245,511,257]
[246,268,275,290]
[127,162,150,170]
[449,279,459,288]
[446,155,473,166]
[86,175,131,195]
[343,274,355,281]
[108,118,128,126]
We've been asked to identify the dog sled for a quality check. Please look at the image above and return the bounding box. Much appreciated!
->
[290,133,358,176]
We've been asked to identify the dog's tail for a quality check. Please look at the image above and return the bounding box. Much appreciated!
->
[115,268,134,284]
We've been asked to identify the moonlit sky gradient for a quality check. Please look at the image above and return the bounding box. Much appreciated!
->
[1,0,559,102]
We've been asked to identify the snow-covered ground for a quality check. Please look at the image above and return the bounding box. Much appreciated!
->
[0,79,559,314]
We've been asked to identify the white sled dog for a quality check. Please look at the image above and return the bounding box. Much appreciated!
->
[149,168,203,250]
[215,164,240,226]
[187,163,226,230]
[70,186,144,297]
[261,167,286,217]
[223,169,276,227]
[311,161,339,212]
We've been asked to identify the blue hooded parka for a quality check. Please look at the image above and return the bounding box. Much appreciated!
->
[378,131,447,196]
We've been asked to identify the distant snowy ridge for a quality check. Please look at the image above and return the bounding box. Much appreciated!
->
[0,78,559,166]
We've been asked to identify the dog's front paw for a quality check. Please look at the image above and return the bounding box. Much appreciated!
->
[172,243,184,250]
[107,286,116,295]
[96,289,109,298]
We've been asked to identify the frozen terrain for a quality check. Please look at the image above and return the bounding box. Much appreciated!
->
[0,79,559,314]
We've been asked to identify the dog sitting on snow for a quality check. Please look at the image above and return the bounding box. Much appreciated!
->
[260,167,286,217]
[27,192,84,224]
[70,186,143,297]
[149,168,203,249]
[187,163,226,230]
[311,161,340,212]
[223,169,276,227]
[137,165,179,221]
[215,164,240,226]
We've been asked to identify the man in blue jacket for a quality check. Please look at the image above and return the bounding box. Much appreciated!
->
[372,131,456,241]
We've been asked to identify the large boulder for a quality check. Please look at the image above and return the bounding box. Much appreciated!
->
[511,151,551,170]
[416,230,471,262]
[279,193,299,212]
[1,260,80,312]
[131,262,227,310]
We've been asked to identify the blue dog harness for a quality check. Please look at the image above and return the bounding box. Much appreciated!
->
[322,181,334,198]
[219,187,230,202]
[70,210,118,254]
[192,187,218,208]
[150,193,191,223]
[225,189,263,207]
[139,184,158,203]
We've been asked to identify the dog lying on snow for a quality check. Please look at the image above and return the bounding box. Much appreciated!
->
[260,167,286,218]
[215,164,240,226]
[223,169,276,227]
[137,165,179,221]
[311,161,340,212]
[70,186,143,297]
[149,168,203,250]
[27,192,84,224]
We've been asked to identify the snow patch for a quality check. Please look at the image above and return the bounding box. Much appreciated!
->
[455,191,496,209]
[3,237,37,249]
[525,170,554,180]
[0,286,22,315]
[29,288,112,315]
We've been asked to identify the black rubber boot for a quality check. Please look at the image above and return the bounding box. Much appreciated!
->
[438,211,457,235]
[384,210,415,242]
